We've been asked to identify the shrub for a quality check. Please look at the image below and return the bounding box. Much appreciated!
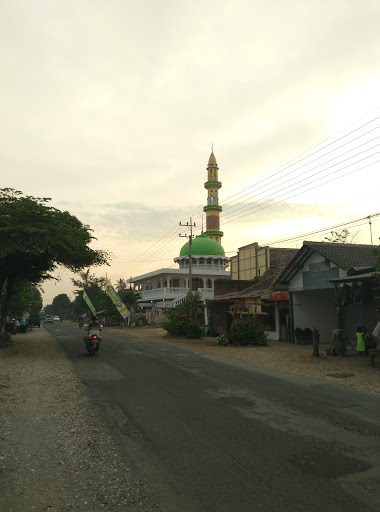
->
[217,334,228,346]
[163,312,203,339]
[186,320,203,339]
[227,317,268,346]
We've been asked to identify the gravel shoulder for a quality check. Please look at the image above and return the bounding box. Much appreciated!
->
[106,325,380,395]
[1,324,378,511]
[0,328,154,512]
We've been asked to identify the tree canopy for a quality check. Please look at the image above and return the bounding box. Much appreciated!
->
[0,188,110,328]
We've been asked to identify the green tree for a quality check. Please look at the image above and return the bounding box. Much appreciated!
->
[52,293,71,319]
[6,281,42,318]
[0,188,110,331]
[116,278,126,291]
[162,292,204,339]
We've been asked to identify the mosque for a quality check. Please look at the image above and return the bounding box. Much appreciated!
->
[131,151,231,315]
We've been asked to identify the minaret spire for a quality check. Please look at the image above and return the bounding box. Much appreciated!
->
[203,149,224,244]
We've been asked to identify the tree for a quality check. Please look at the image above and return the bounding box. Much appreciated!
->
[6,281,42,318]
[324,229,359,244]
[116,278,126,291]
[52,293,71,319]
[0,188,110,331]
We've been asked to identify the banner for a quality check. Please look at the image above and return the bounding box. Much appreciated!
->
[83,291,96,315]
[103,278,129,319]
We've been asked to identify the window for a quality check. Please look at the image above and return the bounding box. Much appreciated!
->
[309,261,331,272]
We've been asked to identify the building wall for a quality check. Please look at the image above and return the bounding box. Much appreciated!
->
[230,245,296,282]
[214,279,252,296]
[230,243,269,281]
[293,289,336,342]
[289,252,346,291]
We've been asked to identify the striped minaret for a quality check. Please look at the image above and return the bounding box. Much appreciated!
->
[203,151,223,244]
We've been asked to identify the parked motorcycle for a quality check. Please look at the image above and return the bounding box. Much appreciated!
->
[5,319,17,335]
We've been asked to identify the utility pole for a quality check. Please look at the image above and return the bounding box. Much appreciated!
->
[179,217,196,293]
[368,215,373,245]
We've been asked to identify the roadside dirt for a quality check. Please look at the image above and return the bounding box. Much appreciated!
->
[0,329,156,512]
[1,324,378,512]
[105,325,380,395]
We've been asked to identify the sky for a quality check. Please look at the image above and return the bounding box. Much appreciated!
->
[1,0,380,305]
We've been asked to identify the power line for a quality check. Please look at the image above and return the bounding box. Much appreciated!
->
[106,113,380,283]
[222,152,380,225]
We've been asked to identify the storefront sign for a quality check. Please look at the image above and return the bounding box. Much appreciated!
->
[270,292,289,301]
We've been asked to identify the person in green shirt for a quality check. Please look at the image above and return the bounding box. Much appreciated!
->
[356,327,366,356]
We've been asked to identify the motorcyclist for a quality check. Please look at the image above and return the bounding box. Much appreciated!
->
[83,315,102,346]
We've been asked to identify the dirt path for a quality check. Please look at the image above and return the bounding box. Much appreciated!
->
[0,328,154,512]
[104,325,380,395]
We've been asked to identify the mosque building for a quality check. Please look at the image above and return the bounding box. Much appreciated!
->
[132,151,231,314]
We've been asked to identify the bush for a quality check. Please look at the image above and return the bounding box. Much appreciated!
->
[217,334,228,346]
[186,320,203,339]
[163,313,203,339]
[227,317,268,346]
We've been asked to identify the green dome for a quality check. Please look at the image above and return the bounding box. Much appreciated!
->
[179,233,225,257]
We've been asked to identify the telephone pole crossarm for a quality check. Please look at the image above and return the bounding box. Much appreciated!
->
[179,217,196,293]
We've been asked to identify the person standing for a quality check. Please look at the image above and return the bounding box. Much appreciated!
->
[356,327,366,356]
[372,320,380,349]
[20,315,26,333]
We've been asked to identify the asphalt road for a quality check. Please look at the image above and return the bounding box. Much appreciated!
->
[45,322,380,512]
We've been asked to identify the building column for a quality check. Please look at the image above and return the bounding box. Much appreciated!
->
[289,292,295,344]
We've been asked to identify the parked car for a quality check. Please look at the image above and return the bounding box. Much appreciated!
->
[53,316,60,322]
[29,314,41,327]
[44,315,53,324]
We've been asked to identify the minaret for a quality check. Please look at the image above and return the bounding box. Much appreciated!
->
[203,150,224,244]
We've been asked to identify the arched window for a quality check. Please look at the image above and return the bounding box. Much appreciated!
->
[199,257,204,265]
[207,279,212,289]
[207,258,212,264]
[192,278,203,291]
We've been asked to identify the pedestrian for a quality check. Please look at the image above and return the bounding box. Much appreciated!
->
[356,327,366,356]
[20,315,26,333]
[372,320,380,349]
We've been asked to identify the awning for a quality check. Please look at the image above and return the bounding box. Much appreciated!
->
[328,272,376,283]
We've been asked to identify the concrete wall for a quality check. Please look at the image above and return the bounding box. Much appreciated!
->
[293,289,336,343]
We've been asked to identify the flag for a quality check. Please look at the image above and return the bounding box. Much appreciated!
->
[83,291,96,315]
[103,278,129,319]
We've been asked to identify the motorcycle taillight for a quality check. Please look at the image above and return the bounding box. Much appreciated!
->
[93,335,98,339]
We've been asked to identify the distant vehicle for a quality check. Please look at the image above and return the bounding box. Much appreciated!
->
[29,314,41,327]
[53,316,60,322]
[44,315,53,324]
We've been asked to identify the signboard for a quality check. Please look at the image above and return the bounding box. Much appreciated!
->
[103,278,129,319]
[270,292,289,301]
[83,291,96,315]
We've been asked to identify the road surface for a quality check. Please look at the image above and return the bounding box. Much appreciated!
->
[46,321,380,512]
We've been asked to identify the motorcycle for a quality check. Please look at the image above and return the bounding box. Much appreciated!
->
[84,324,102,356]
[5,319,17,335]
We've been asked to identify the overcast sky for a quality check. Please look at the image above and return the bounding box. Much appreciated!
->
[1,0,380,305]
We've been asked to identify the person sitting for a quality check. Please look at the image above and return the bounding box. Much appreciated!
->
[83,315,102,346]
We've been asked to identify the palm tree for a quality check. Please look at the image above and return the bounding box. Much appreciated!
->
[116,278,126,292]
